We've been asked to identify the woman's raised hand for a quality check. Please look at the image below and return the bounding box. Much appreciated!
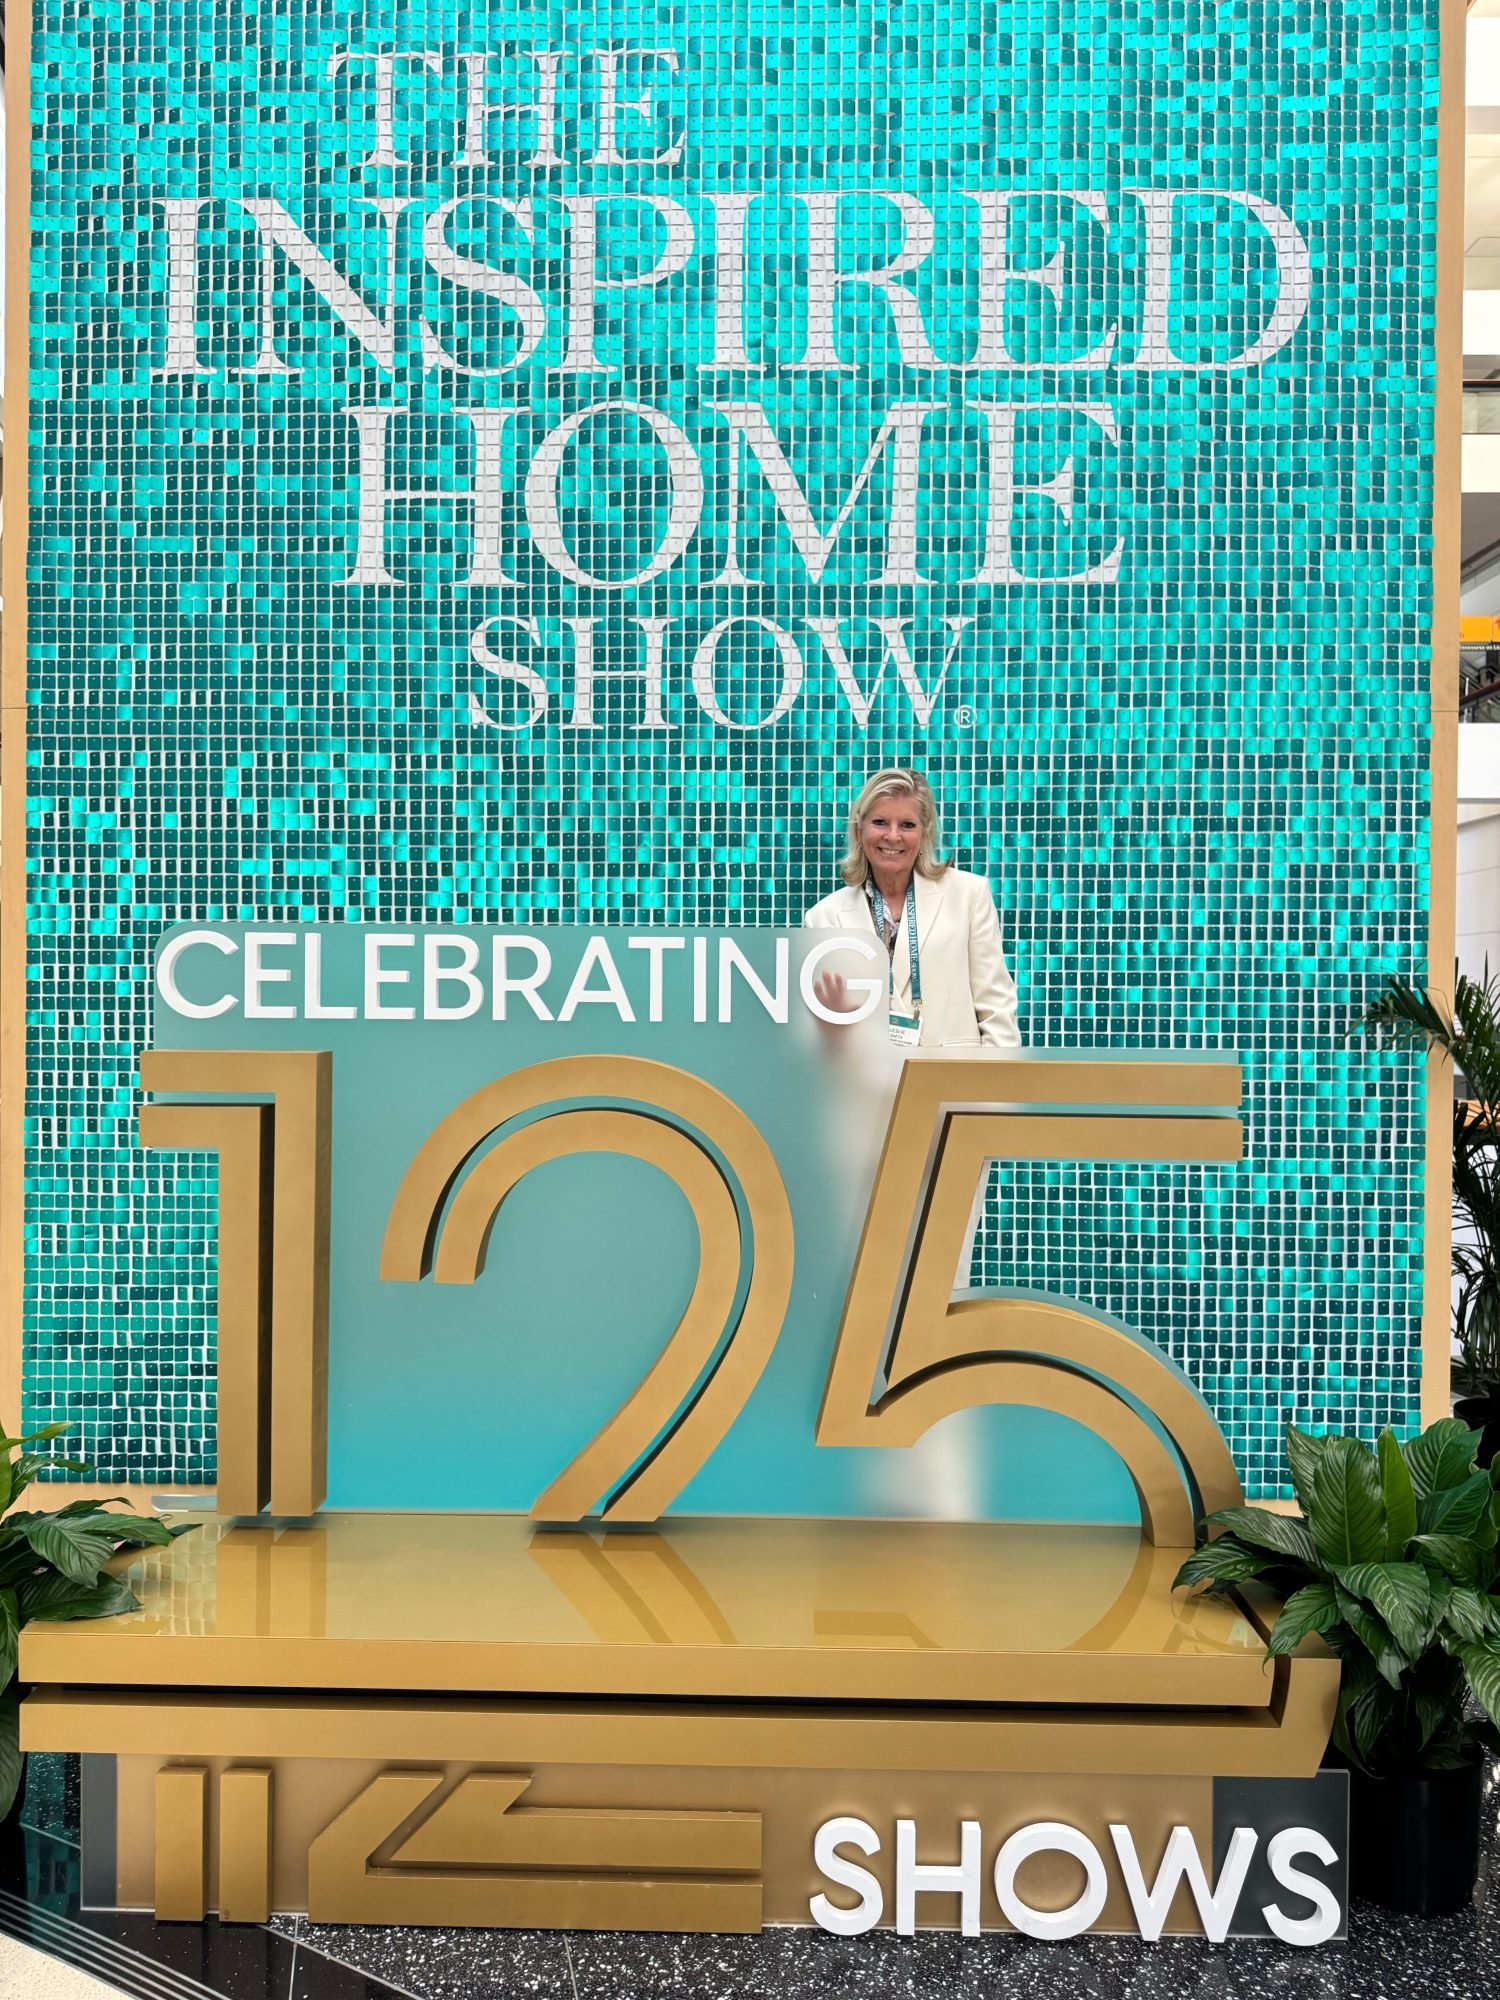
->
[813,969,861,1017]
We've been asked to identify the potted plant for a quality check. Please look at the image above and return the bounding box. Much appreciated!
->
[0,1419,191,1824]
[1362,972,1500,1462]
[1175,1417,1500,1916]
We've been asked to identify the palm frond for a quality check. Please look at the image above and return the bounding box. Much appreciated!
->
[1361,975,1458,1053]
[1364,971,1500,1389]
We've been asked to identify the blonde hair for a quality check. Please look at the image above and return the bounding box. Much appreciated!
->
[839,769,950,888]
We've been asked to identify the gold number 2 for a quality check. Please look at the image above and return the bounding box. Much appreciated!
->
[380,1056,793,1523]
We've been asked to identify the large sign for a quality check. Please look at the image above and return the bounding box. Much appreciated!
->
[11,0,1450,1949]
[21,0,1439,1498]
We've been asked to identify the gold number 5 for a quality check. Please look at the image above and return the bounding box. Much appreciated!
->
[815,1055,1247,1543]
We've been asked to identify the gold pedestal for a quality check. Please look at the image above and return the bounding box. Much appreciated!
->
[21,1514,1339,1935]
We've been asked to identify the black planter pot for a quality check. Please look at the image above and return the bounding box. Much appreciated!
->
[1454,1394,1500,1470]
[1347,1759,1484,1916]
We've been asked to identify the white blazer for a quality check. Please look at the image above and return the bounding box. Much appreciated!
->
[804,867,1021,1049]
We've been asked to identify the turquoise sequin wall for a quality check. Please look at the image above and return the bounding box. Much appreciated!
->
[25,0,1437,1494]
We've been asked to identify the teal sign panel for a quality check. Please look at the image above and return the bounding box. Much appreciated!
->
[26,0,1438,1491]
[151,921,1244,1521]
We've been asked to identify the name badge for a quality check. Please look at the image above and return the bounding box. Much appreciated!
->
[888,1010,922,1049]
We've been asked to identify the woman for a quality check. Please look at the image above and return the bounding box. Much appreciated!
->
[805,769,1021,1048]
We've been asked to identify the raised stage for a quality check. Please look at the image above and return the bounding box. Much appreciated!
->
[19,1513,1342,1937]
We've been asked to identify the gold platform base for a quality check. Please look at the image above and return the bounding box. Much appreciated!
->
[20,1514,1340,1935]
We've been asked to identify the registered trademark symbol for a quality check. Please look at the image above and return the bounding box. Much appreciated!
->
[955,705,975,727]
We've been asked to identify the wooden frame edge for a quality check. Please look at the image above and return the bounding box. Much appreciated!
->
[2,5,32,1435]
[1424,0,1464,1428]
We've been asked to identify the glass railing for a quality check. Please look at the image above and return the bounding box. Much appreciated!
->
[1464,382,1500,432]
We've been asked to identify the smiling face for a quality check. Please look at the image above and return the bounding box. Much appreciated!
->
[859,791,924,884]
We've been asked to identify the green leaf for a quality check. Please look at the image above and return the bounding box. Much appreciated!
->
[1346,1673,1401,1766]
[103,1516,173,1549]
[1409,1533,1489,1586]
[17,1454,89,1482]
[1285,1427,1325,1518]
[0,1588,16,1692]
[1429,1734,1488,1770]
[1419,1469,1496,1542]
[25,1500,177,1548]
[18,1514,124,1586]
[15,1424,69,1447]
[0,1690,20,1819]
[1443,1587,1493,1643]
[1428,1572,1454,1625]
[1459,1639,1500,1727]
[1201,1507,1320,1568]
[1334,1643,1380,1696]
[1407,1650,1467,1753]
[19,1572,139,1622]
[1404,1419,1481,1499]
[1330,1650,1380,1769]
[0,1457,11,1516]
[1335,1586,1409,1685]
[1311,1438,1387,1568]
[1173,1541,1276,1591]
[5,1453,87,1507]
[1379,1429,1418,1556]
[1415,1683,1448,1749]
[1267,1583,1341,1655]
[1336,1562,1433,1656]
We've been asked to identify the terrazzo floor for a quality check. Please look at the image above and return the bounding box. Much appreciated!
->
[2,1756,1497,2000]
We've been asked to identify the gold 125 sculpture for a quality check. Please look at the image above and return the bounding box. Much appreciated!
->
[17,1046,1341,1936]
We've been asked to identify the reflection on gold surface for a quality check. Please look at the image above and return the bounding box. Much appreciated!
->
[23,1513,1274,1708]
[818,1060,1246,1544]
[141,1051,332,1516]
[813,1610,937,1649]
[528,1530,736,1645]
[381,1056,794,1522]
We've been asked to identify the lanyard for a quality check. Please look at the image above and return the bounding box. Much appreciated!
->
[866,880,922,1015]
